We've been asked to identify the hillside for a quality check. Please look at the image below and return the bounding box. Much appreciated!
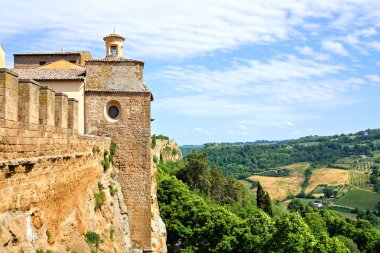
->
[156,152,380,253]
[180,129,380,178]
[179,129,380,217]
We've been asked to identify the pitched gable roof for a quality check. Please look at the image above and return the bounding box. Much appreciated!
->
[39,59,85,69]
[13,68,85,80]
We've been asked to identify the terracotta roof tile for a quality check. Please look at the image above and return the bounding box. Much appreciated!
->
[86,57,143,64]
[13,68,85,80]
[13,51,89,56]
[103,33,125,41]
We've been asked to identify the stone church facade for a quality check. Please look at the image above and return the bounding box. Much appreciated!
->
[9,34,160,251]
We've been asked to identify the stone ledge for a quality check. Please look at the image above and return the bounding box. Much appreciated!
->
[0,153,88,167]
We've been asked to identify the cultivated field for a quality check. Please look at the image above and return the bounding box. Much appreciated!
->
[348,170,372,191]
[249,162,310,200]
[249,170,304,200]
[279,162,310,171]
[335,189,380,211]
[305,168,349,194]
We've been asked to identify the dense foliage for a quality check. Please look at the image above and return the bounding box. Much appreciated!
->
[190,129,380,178]
[161,152,256,217]
[158,167,380,252]
[157,151,380,252]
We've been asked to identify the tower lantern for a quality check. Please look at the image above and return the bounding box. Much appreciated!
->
[103,33,125,57]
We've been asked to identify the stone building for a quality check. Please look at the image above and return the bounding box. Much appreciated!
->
[8,34,160,252]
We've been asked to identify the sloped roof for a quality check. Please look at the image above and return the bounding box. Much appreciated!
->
[87,57,143,64]
[103,33,125,41]
[86,82,150,93]
[13,51,89,56]
[39,59,85,69]
[13,68,85,80]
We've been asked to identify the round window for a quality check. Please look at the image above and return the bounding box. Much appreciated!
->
[104,100,122,122]
[108,105,119,119]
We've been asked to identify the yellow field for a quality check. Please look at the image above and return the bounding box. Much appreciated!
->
[249,171,304,200]
[279,162,310,171]
[305,168,349,194]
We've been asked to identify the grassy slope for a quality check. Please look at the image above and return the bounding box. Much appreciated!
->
[336,189,380,211]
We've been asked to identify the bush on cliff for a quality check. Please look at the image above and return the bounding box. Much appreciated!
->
[85,231,100,253]
[94,191,106,210]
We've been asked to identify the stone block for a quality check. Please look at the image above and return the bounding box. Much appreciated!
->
[39,86,55,126]
[55,93,68,129]
[0,69,19,121]
[18,79,40,124]
[68,98,78,131]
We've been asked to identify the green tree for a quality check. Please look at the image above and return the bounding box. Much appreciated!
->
[210,167,227,203]
[263,192,273,216]
[176,152,211,195]
[256,181,266,210]
[314,234,350,253]
[266,212,316,253]
[335,235,360,253]
[304,212,327,236]
[287,199,305,213]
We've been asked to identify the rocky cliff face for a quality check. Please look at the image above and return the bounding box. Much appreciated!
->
[152,139,182,164]
[150,138,182,253]
[0,151,131,253]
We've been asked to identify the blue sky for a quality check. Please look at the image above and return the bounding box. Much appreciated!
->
[1,0,380,145]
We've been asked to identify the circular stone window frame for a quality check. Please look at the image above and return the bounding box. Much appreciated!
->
[104,100,122,122]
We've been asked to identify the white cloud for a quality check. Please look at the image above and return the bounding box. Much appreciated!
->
[365,74,380,84]
[151,55,363,120]
[1,0,380,60]
[194,127,212,135]
[296,46,330,61]
[322,40,349,56]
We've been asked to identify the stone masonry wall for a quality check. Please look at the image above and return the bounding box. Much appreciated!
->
[85,91,153,251]
[0,68,114,250]
[85,61,143,91]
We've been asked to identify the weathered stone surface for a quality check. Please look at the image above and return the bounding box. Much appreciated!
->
[85,57,158,251]
[85,90,153,250]
[152,139,182,163]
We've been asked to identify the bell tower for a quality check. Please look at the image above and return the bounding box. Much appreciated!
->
[103,33,125,57]
[85,34,154,251]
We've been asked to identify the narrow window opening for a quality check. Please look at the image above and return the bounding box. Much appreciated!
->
[110,46,117,56]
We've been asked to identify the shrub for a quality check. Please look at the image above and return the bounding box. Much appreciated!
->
[102,157,110,171]
[92,147,101,154]
[94,191,106,210]
[46,229,51,241]
[109,185,118,197]
[85,231,100,253]
[153,155,159,164]
[110,142,117,156]
[98,182,104,191]
[110,228,115,241]
[110,171,116,179]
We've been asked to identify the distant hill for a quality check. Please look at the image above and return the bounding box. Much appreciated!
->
[180,129,380,178]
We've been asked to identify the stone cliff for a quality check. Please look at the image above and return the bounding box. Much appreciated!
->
[151,139,182,164]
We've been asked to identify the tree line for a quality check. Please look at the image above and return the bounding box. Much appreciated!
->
[157,152,380,252]
[197,129,380,178]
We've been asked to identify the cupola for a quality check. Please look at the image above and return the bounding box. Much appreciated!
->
[103,33,125,57]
